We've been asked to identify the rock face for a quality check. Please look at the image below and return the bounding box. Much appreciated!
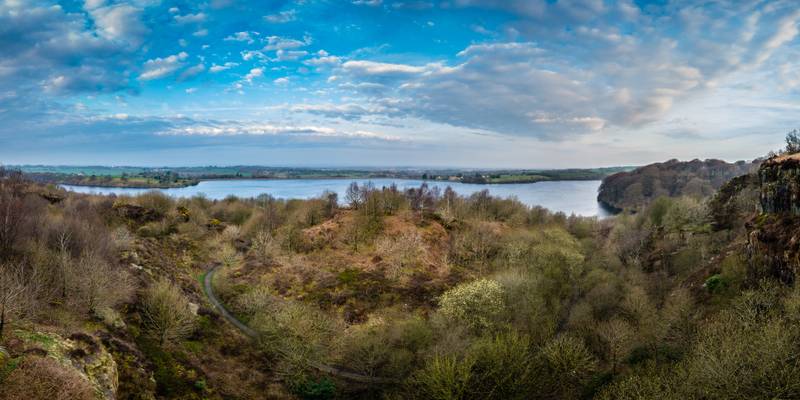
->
[598,158,756,211]
[759,154,800,214]
[747,154,800,284]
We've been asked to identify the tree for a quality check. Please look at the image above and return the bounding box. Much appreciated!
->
[409,355,474,400]
[786,129,800,154]
[71,251,133,315]
[56,230,71,301]
[323,190,338,218]
[0,168,26,259]
[345,182,361,209]
[596,318,634,375]
[0,262,34,337]
[538,335,597,399]
[140,278,196,346]
[438,278,506,334]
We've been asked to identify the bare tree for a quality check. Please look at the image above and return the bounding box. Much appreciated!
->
[71,251,133,315]
[0,262,34,337]
[57,230,71,301]
[0,169,26,259]
[140,278,196,346]
[345,182,361,209]
[596,318,634,375]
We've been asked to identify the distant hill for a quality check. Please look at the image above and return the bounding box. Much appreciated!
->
[598,158,758,211]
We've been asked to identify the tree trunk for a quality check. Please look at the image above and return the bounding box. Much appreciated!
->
[0,304,5,338]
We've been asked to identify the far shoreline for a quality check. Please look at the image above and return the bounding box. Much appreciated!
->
[53,175,609,189]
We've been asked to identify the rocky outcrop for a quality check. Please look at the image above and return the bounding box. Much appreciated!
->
[598,158,757,211]
[747,154,800,284]
[9,330,119,399]
[759,153,800,214]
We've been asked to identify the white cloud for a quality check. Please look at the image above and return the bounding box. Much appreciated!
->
[352,0,382,6]
[241,50,266,61]
[263,35,310,51]
[210,62,239,73]
[87,3,148,46]
[84,0,105,11]
[225,31,259,44]
[174,12,207,24]
[264,9,296,23]
[305,51,342,67]
[185,88,197,94]
[193,29,208,37]
[139,52,189,80]
[328,2,800,140]
[276,50,308,61]
[341,60,428,75]
[179,63,205,80]
[274,77,289,85]
[159,121,401,141]
[244,68,264,82]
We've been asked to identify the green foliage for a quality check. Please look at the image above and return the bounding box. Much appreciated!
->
[465,332,535,399]
[409,355,474,400]
[538,335,598,399]
[288,376,336,400]
[138,338,205,398]
[704,274,725,293]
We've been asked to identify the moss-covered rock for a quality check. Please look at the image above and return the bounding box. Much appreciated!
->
[14,330,119,400]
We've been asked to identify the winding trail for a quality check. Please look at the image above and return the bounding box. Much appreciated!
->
[203,264,396,384]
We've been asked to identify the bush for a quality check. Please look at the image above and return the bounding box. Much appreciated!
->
[0,356,95,400]
[288,376,336,400]
[538,335,597,398]
[140,278,196,346]
[704,274,726,293]
[408,355,473,400]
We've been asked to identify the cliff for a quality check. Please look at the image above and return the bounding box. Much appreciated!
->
[758,153,800,214]
[747,154,800,283]
[598,158,756,211]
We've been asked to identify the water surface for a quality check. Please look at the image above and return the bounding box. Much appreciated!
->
[62,179,611,217]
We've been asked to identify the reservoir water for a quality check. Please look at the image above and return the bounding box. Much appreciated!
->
[62,179,611,217]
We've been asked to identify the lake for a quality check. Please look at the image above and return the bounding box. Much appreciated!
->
[62,179,612,217]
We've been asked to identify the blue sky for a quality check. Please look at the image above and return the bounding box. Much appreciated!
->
[1,0,799,167]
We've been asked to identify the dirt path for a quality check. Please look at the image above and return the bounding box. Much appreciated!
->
[203,264,396,384]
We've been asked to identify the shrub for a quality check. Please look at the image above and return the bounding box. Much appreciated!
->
[140,278,196,346]
[288,376,336,400]
[408,355,474,400]
[538,335,597,398]
[704,274,726,293]
[0,356,95,400]
[466,332,535,399]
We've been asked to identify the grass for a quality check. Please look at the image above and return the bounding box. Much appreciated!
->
[15,330,57,349]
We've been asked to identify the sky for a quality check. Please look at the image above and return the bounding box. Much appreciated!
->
[1,0,799,168]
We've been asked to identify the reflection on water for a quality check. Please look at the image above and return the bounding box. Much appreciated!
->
[62,178,611,217]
